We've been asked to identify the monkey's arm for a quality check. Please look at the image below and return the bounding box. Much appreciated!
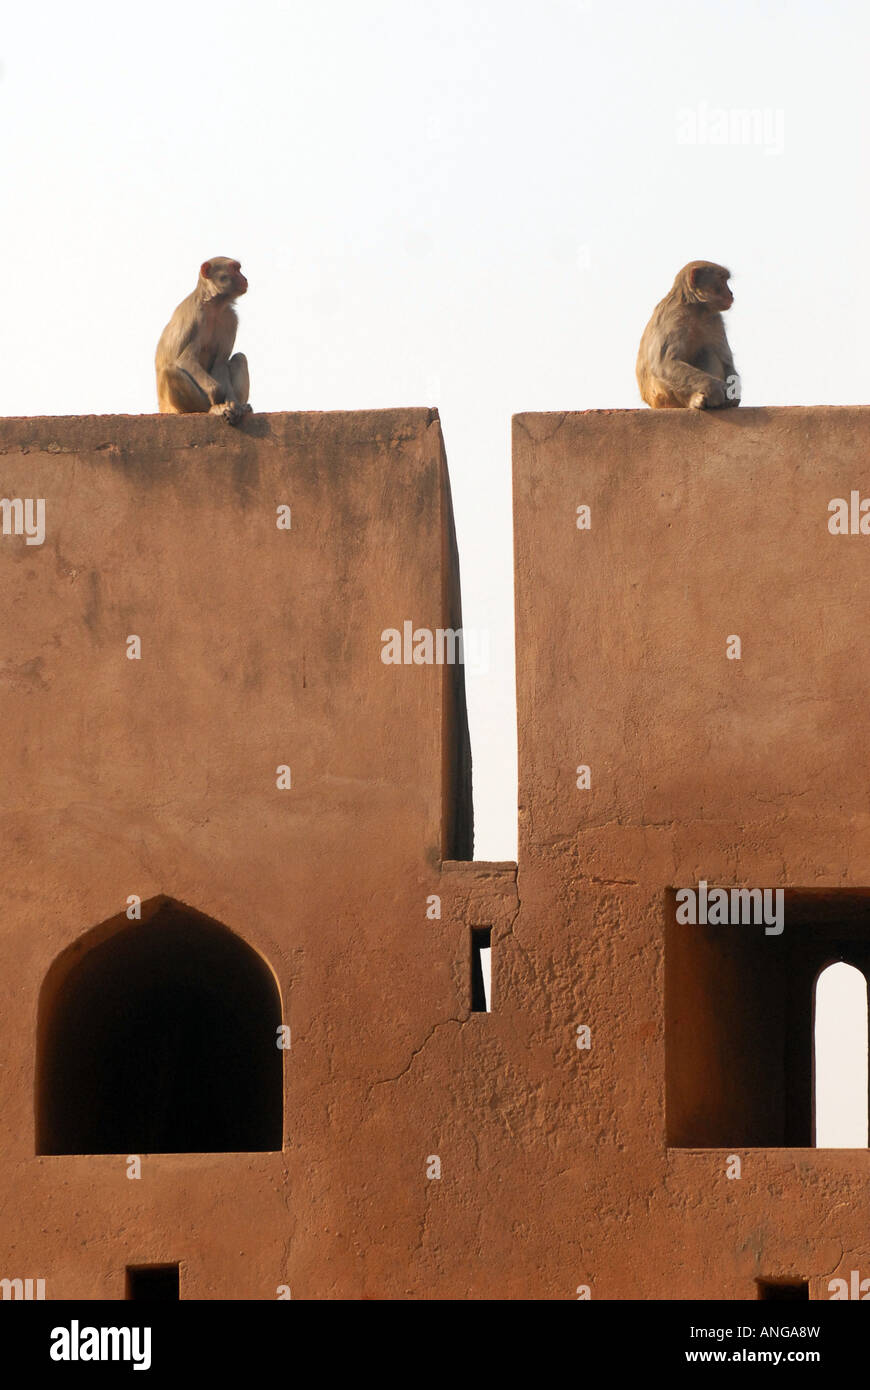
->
[188,305,242,407]
[175,342,224,405]
[661,356,725,402]
[654,333,727,408]
[157,295,226,406]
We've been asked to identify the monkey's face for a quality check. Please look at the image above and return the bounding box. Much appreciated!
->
[688,262,733,311]
[705,274,733,311]
[200,258,248,299]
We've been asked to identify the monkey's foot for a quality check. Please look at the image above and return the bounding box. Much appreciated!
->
[689,384,726,410]
[211,401,248,426]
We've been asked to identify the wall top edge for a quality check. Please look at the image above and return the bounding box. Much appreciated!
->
[0,408,446,460]
[513,404,870,426]
[0,406,440,428]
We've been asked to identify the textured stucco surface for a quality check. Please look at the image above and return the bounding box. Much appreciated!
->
[0,409,480,1298]
[512,406,870,1298]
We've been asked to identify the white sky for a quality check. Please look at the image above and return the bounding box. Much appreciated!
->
[816,964,868,1146]
[3,0,869,1135]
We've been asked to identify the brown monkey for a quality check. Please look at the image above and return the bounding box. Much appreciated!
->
[156,258,252,424]
[636,261,740,410]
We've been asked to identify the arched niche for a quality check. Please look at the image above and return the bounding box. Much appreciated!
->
[36,896,283,1155]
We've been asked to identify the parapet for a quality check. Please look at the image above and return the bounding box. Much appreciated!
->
[513,405,870,873]
[0,408,472,896]
[510,407,870,1298]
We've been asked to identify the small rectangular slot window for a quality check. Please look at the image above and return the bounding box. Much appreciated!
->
[757,1278,809,1301]
[126,1264,180,1301]
[471,928,492,1012]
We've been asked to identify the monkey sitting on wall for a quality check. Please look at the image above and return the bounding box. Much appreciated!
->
[156,258,252,425]
[636,261,740,410]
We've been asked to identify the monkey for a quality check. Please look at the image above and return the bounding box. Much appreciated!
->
[155,258,252,424]
[636,261,740,410]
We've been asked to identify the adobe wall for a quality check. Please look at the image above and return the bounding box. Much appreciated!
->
[511,406,870,1297]
[0,409,487,1299]
[2,404,869,1300]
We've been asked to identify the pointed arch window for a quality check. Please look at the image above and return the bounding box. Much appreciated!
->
[37,898,283,1154]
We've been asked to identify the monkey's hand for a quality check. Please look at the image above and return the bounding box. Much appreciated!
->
[688,380,727,410]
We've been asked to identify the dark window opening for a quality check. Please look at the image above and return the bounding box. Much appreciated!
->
[757,1279,809,1301]
[126,1265,180,1301]
[37,897,283,1154]
[666,888,870,1147]
[471,927,492,1012]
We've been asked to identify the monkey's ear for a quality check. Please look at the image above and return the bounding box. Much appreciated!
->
[200,261,212,280]
[689,266,702,287]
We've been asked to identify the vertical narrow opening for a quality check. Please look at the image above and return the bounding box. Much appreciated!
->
[757,1279,809,1301]
[126,1265,179,1301]
[438,432,474,861]
[471,928,492,1012]
[814,961,868,1147]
